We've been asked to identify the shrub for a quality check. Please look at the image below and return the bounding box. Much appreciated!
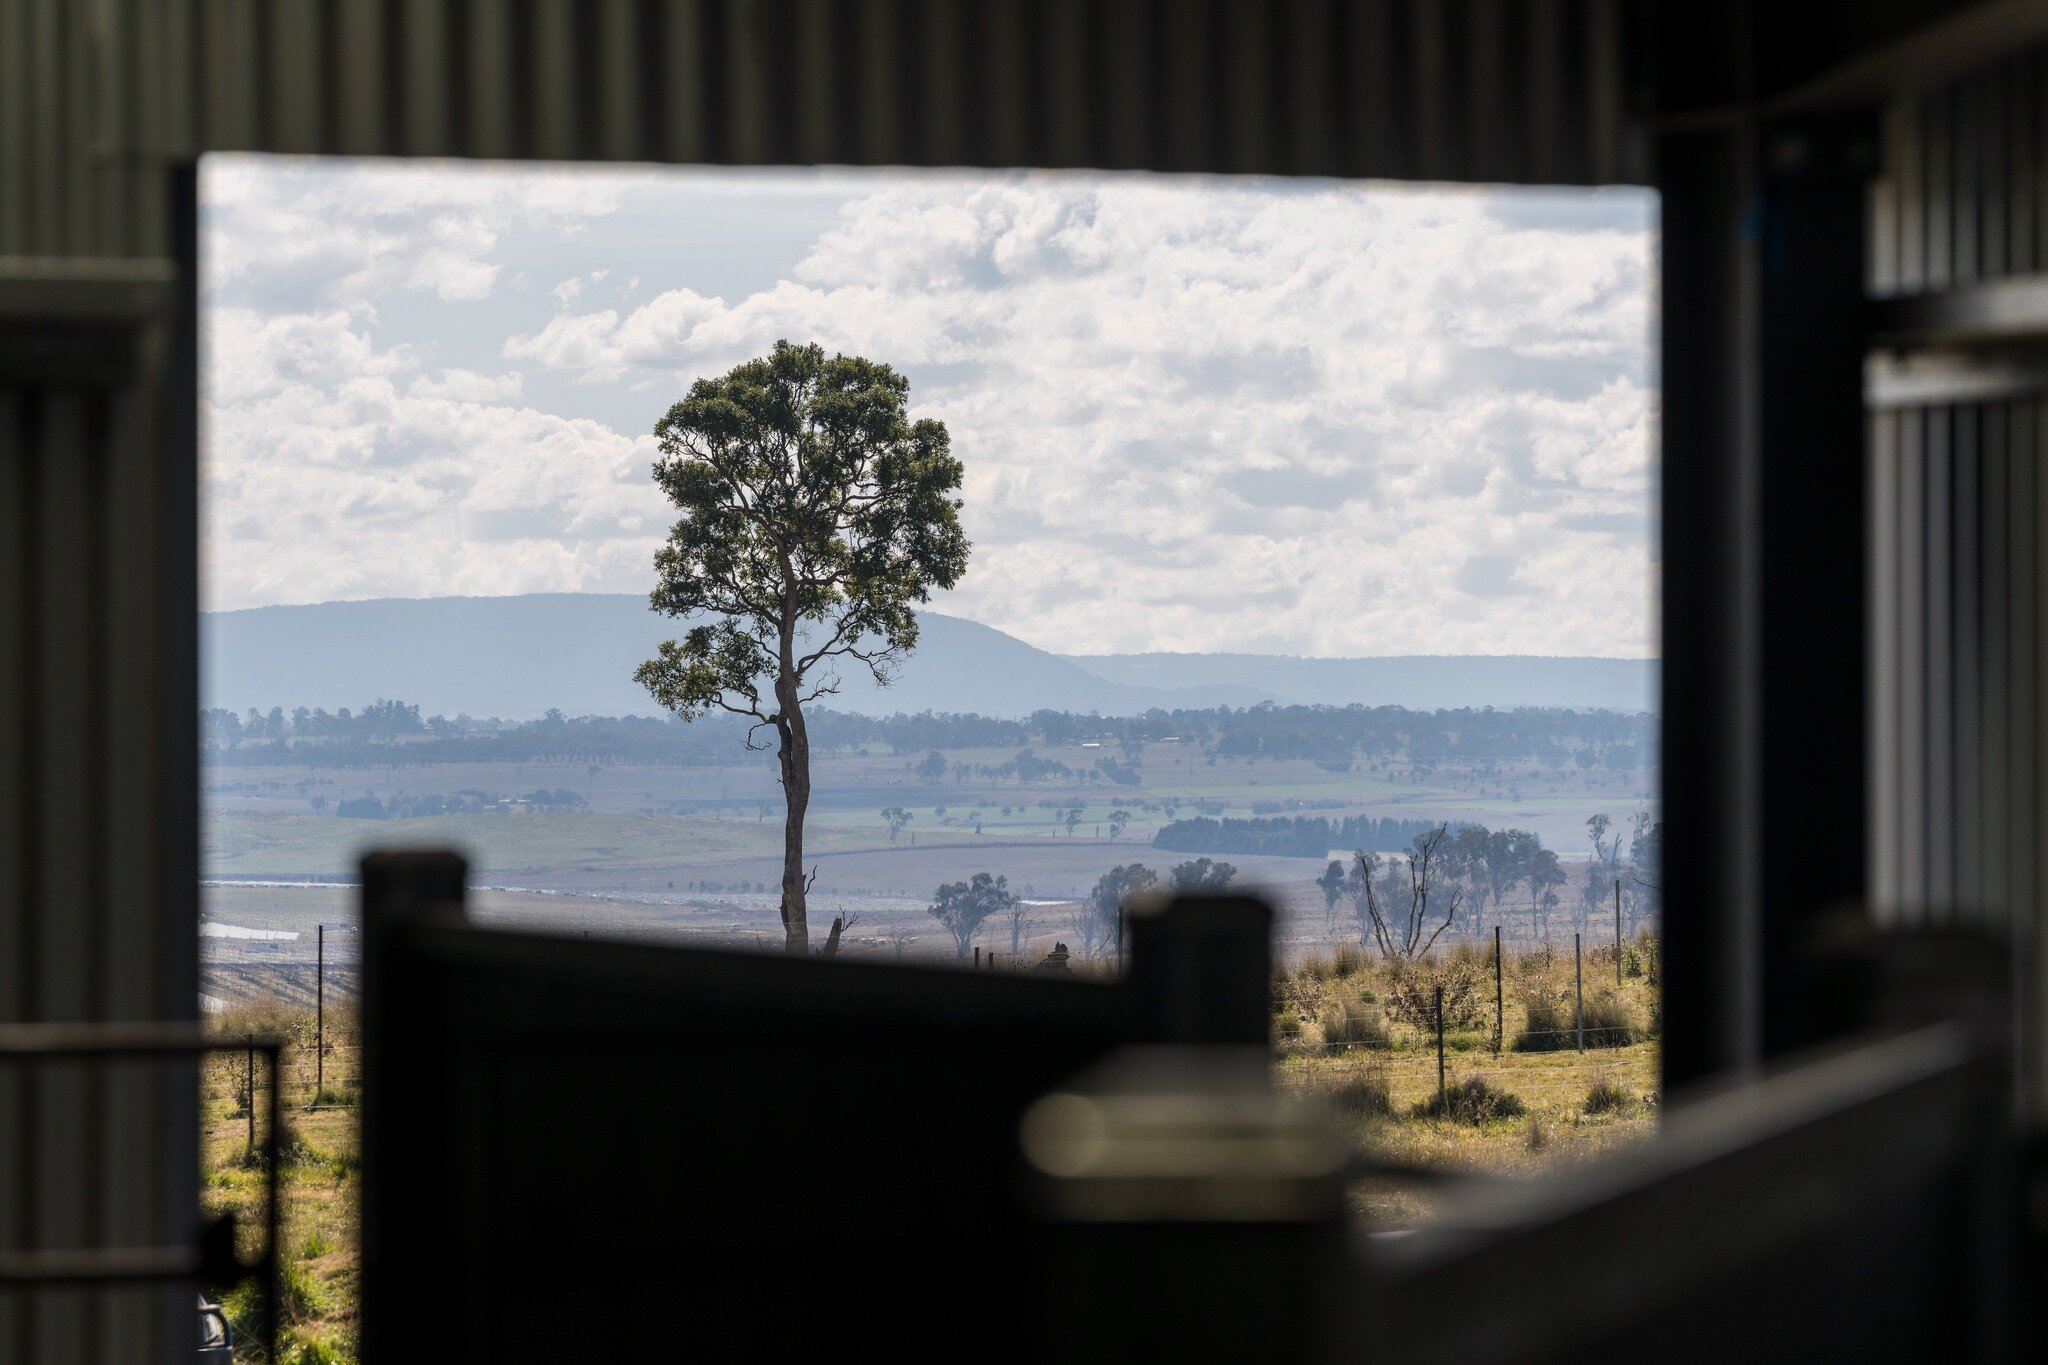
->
[1414,1076,1525,1125]
[1319,998,1390,1049]
[1584,1076,1635,1115]
[1579,990,1641,1048]
[1384,959,1486,1033]
[1321,1062,1395,1120]
[1330,944,1366,978]
[1274,1011,1304,1044]
[1513,984,1571,1051]
[1514,983,1640,1051]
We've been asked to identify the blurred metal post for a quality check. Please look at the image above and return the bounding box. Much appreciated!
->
[245,1035,255,1155]
[264,1041,283,1365]
[1575,934,1585,1053]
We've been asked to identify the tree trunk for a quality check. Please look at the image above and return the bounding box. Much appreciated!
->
[776,679,811,955]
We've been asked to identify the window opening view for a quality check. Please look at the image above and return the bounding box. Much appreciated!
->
[198,156,1656,1350]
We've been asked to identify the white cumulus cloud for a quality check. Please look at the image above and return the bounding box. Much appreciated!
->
[202,159,1655,659]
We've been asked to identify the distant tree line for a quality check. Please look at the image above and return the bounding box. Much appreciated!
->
[202,699,426,748]
[201,700,1653,771]
[1152,815,1464,859]
[333,787,586,819]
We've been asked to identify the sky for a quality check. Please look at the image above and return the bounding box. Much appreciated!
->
[201,156,1657,658]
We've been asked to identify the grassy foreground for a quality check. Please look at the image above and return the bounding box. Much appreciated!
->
[1271,937,1662,1223]
[201,937,1660,1360]
[202,1002,361,1365]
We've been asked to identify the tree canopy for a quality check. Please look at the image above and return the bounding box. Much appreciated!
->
[928,872,1017,958]
[636,341,968,952]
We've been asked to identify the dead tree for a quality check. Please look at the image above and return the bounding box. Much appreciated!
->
[1353,823,1464,960]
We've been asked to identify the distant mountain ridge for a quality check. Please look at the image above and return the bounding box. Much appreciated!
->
[201,593,1656,720]
[1062,650,1657,714]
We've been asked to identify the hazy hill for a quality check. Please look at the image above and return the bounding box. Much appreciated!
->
[202,594,1655,719]
[201,594,1267,720]
[1064,650,1656,714]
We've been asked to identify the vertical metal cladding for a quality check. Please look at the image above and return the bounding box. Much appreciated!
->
[2,0,1638,229]
[0,3,1637,1358]
[1871,41,2048,296]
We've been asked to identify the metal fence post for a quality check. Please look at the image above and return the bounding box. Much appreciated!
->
[1574,932,1585,1053]
[1494,925,1504,1053]
[1434,984,1446,1107]
[316,922,325,1101]
[1614,878,1623,986]
[245,1034,256,1156]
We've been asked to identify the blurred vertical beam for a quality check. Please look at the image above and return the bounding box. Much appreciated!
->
[1900,407,1927,908]
[1954,405,1982,920]
[1982,404,2009,928]
[1871,408,1901,912]
[0,384,30,1359]
[1657,122,1756,1088]
[158,164,205,1355]
[2029,401,2048,1114]
[1928,407,1953,912]
[33,385,95,1361]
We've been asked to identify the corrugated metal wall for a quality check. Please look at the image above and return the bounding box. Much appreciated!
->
[1870,41,2048,294]
[0,3,1639,1359]
[1,0,1639,252]
[1867,37,2048,1111]
[31,0,2048,1356]
[0,267,190,1362]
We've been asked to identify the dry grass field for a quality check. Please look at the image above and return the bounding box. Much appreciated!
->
[200,935,1660,1362]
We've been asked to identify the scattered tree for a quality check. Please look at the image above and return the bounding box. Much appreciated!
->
[1169,857,1238,892]
[1316,859,1348,932]
[636,341,969,954]
[1077,864,1156,959]
[881,806,913,843]
[928,872,1017,958]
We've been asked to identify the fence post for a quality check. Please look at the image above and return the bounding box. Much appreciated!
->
[246,1034,256,1157]
[316,922,325,1102]
[1574,932,1584,1054]
[1493,925,1504,1053]
[1614,878,1623,986]
[1434,984,1446,1107]
[974,946,981,969]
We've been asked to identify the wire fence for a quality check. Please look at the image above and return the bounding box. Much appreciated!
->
[1277,1034,1660,1119]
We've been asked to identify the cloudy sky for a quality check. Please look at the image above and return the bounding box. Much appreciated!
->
[201,156,1657,658]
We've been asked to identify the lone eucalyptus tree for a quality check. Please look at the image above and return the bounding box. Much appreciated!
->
[636,341,969,953]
